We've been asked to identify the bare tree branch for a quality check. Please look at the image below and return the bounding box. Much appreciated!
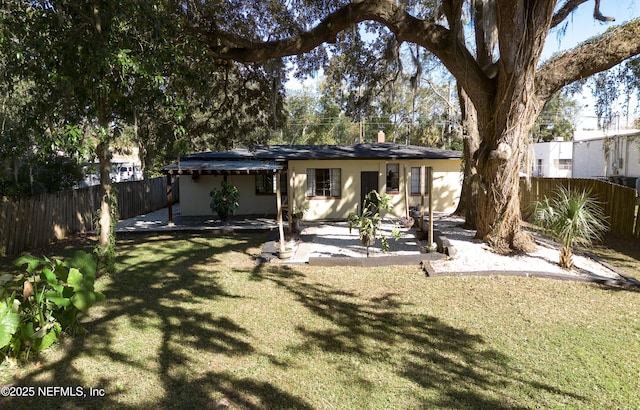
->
[551,0,589,29]
[594,0,615,22]
[536,18,640,100]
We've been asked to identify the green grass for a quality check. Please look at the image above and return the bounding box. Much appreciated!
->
[590,234,640,277]
[0,232,639,409]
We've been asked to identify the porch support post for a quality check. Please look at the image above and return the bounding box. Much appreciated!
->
[166,173,174,225]
[289,168,295,228]
[420,166,425,231]
[403,164,409,218]
[428,167,434,246]
[275,171,285,252]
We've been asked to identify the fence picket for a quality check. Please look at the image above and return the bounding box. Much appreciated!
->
[520,177,637,236]
[0,177,176,256]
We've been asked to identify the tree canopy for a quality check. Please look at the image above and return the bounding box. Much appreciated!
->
[0,0,287,270]
[3,1,640,254]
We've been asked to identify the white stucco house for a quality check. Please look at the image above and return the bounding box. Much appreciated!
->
[532,138,573,177]
[572,129,640,191]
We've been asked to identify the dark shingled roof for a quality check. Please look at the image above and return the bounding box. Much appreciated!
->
[162,160,286,175]
[183,143,462,161]
[162,143,461,175]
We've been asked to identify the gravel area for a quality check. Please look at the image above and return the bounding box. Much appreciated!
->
[429,216,624,280]
[281,216,625,282]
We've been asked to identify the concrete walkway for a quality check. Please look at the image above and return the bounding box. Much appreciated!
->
[116,204,436,266]
[116,204,279,233]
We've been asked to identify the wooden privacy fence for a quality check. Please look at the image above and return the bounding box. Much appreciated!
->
[520,177,639,237]
[116,177,175,220]
[0,177,177,256]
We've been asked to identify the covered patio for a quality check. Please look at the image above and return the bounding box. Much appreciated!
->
[162,159,290,226]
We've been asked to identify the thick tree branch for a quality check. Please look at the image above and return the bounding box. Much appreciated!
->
[198,0,494,120]
[551,0,614,29]
[593,0,615,22]
[551,0,589,29]
[536,18,640,101]
[201,1,402,62]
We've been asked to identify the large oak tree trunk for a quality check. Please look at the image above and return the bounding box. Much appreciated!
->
[474,73,543,253]
[470,1,553,253]
[453,85,479,229]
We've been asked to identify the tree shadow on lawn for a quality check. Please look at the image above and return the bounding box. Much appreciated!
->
[252,264,587,409]
[3,229,592,409]
[2,232,312,410]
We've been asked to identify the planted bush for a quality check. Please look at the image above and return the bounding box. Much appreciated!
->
[348,190,400,257]
[0,251,105,361]
[532,186,608,269]
[210,180,240,221]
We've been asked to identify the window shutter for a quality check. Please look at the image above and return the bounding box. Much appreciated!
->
[306,169,315,196]
[330,168,341,197]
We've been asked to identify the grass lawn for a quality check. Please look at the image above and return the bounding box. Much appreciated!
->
[0,232,639,409]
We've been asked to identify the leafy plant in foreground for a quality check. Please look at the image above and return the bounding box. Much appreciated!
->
[0,251,105,361]
[532,186,609,269]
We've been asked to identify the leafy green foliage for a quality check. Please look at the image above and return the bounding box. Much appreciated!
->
[532,186,609,269]
[0,155,83,198]
[348,190,400,257]
[532,92,579,142]
[210,180,240,221]
[0,251,105,361]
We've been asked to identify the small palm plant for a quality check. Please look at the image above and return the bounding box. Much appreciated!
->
[532,186,608,269]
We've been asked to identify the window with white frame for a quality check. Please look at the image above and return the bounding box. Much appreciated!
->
[558,159,572,171]
[306,168,341,197]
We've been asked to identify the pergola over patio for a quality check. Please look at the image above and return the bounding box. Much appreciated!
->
[162,159,288,226]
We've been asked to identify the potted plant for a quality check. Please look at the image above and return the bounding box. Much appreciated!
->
[209,180,240,221]
[290,206,307,233]
[400,216,415,229]
[277,244,294,259]
[348,190,400,257]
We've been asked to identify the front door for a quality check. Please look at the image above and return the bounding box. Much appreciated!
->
[360,171,379,214]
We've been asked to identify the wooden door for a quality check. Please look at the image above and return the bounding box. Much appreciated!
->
[360,171,378,214]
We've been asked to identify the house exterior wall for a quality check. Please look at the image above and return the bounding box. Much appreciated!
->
[288,158,462,220]
[572,134,640,192]
[532,140,573,178]
[573,135,640,180]
[572,138,607,178]
[178,158,462,219]
[179,174,279,217]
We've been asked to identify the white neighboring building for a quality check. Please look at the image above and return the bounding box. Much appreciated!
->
[532,138,573,177]
[572,129,640,191]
